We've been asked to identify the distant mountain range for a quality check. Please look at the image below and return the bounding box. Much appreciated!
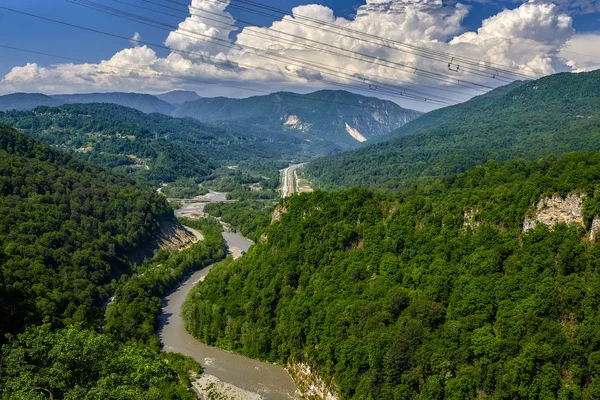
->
[173,90,421,148]
[0,90,420,150]
[306,69,600,190]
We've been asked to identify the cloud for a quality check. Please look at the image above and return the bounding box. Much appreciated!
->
[450,2,574,74]
[0,0,591,110]
[457,0,600,14]
[559,33,600,72]
[129,32,141,47]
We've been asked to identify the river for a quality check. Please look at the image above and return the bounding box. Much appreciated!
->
[158,196,299,399]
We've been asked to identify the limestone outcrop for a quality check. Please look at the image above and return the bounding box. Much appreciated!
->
[523,193,585,232]
[286,362,339,400]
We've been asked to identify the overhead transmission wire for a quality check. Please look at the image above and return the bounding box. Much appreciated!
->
[166,0,540,80]
[65,0,460,105]
[138,0,476,99]
[67,1,452,105]
[0,43,438,113]
[78,0,466,104]
[156,0,514,85]
[0,15,453,111]
[71,0,495,95]
[153,0,507,89]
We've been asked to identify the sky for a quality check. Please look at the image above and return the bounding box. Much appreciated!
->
[0,0,599,111]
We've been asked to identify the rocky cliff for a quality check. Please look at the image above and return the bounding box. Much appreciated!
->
[130,217,198,262]
[523,193,585,232]
[286,362,339,400]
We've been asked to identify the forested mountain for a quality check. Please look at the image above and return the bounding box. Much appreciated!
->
[0,123,214,398]
[306,70,600,190]
[173,90,421,148]
[52,92,176,114]
[0,89,420,152]
[184,151,600,399]
[0,93,65,111]
[0,103,331,185]
[0,123,173,338]
[157,90,201,105]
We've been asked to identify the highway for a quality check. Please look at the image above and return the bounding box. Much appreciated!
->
[280,163,305,198]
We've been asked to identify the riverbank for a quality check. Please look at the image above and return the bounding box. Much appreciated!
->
[159,199,299,399]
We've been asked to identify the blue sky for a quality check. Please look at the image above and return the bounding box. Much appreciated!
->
[1,0,597,78]
[0,0,599,109]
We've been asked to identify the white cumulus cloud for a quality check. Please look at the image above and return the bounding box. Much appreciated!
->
[0,0,593,110]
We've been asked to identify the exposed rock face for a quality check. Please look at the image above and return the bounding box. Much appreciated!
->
[590,216,600,241]
[130,217,198,263]
[287,362,339,400]
[154,219,198,250]
[345,123,367,142]
[523,193,585,232]
[271,204,288,223]
[463,208,481,230]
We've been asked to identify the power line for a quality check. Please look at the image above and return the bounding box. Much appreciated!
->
[139,0,479,98]
[158,0,508,89]
[0,43,438,113]
[167,0,540,80]
[65,0,454,105]
[71,0,463,105]
[67,0,494,96]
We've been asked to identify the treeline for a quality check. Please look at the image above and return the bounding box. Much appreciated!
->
[306,70,600,191]
[0,124,171,338]
[184,151,600,399]
[0,103,315,188]
[0,105,216,184]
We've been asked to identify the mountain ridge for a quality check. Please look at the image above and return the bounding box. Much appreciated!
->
[0,89,421,150]
[306,69,600,190]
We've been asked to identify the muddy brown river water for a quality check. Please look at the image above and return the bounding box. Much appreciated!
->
[158,198,299,399]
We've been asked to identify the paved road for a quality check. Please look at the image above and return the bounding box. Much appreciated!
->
[280,163,305,198]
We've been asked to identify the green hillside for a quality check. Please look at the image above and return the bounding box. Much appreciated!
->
[184,151,600,399]
[0,123,174,338]
[306,70,600,190]
[0,124,223,398]
[173,90,421,149]
[0,103,325,186]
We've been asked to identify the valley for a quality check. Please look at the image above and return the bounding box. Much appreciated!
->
[2,42,600,400]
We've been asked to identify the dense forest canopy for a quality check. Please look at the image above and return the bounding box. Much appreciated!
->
[0,123,175,338]
[306,70,600,191]
[185,151,600,399]
[0,103,326,187]
[0,124,228,399]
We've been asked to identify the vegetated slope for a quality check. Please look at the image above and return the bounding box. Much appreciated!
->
[0,93,65,111]
[0,104,215,184]
[0,123,173,339]
[184,152,600,399]
[306,70,600,190]
[0,103,326,185]
[52,92,176,114]
[173,90,421,149]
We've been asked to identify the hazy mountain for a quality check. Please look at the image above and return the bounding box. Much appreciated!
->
[0,93,65,111]
[52,92,175,115]
[306,70,600,190]
[157,90,201,105]
[172,90,421,149]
